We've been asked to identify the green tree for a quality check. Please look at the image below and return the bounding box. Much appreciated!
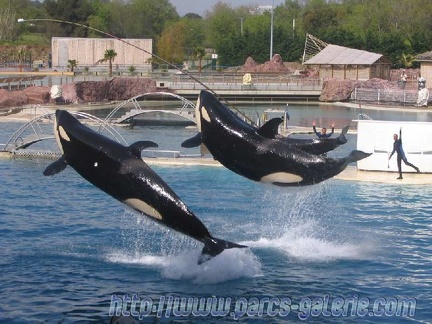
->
[67,59,78,72]
[87,0,110,38]
[44,0,95,37]
[96,49,117,77]
[398,53,416,68]
[205,3,239,50]
[193,47,206,72]
[17,48,25,72]
[0,6,18,41]
[157,21,187,65]
[106,0,178,39]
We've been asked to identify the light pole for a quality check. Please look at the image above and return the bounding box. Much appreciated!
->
[270,0,274,60]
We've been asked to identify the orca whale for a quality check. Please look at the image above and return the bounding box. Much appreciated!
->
[182,90,372,186]
[43,110,246,264]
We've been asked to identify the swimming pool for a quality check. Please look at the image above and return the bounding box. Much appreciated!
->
[0,106,430,323]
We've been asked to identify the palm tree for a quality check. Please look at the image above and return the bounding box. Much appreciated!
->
[17,48,25,72]
[398,53,416,69]
[67,59,78,72]
[95,49,118,77]
[193,47,206,73]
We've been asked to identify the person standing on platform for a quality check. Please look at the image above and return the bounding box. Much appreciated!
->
[389,129,420,179]
[312,121,334,138]
[400,70,407,89]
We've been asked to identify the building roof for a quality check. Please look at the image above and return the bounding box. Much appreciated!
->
[304,44,383,65]
[417,51,432,61]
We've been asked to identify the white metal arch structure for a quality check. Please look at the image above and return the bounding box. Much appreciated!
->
[2,111,128,152]
[103,92,196,125]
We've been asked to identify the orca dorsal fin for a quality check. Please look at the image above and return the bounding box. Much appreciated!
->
[129,141,158,158]
[43,156,68,176]
[257,118,283,139]
[181,132,203,148]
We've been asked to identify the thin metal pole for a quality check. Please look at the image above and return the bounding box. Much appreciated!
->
[270,0,274,60]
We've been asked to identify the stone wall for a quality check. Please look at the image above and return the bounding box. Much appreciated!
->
[0,77,157,109]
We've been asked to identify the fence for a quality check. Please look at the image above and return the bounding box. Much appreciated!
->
[351,88,419,105]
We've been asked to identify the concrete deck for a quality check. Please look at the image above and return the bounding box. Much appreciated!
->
[143,157,431,185]
[1,151,429,184]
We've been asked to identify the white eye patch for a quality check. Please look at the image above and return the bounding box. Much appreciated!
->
[58,126,70,142]
[201,105,211,122]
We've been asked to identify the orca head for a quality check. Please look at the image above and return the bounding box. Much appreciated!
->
[198,90,249,134]
[53,110,83,155]
[52,109,124,170]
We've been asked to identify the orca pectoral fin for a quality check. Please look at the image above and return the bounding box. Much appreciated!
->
[257,118,283,139]
[181,132,203,148]
[129,141,158,158]
[43,156,68,176]
[198,237,247,265]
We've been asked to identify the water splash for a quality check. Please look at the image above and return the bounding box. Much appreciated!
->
[244,183,376,262]
[106,210,262,284]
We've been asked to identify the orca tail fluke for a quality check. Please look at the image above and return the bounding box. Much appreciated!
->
[347,150,372,164]
[198,237,247,265]
[337,125,350,144]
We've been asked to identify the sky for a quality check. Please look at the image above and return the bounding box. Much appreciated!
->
[170,0,285,17]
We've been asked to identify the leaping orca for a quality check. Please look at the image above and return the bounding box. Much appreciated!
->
[182,90,372,186]
[43,110,246,264]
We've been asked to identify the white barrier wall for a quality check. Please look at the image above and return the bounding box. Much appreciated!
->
[52,37,153,70]
[356,120,432,173]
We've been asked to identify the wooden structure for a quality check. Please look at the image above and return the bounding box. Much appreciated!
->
[416,51,432,87]
[303,35,391,81]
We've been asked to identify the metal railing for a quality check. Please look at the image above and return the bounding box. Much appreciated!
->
[351,88,418,105]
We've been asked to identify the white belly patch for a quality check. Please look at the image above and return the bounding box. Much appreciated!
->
[125,198,163,220]
[261,172,303,184]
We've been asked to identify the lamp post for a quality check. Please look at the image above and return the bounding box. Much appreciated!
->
[270,0,274,60]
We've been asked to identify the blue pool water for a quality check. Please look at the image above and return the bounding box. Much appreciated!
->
[0,109,431,323]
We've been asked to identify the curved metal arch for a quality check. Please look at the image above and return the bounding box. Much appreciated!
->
[3,111,128,152]
[104,92,196,125]
[115,109,196,124]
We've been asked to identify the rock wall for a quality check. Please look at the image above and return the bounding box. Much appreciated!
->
[319,77,400,102]
[0,77,158,109]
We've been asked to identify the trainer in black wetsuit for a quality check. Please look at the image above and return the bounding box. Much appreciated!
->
[312,122,334,138]
[389,129,420,179]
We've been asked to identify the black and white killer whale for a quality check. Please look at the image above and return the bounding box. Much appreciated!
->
[182,90,371,186]
[43,110,246,264]
[261,117,350,155]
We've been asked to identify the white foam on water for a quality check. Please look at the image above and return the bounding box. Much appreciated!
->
[106,248,261,284]
[246,185,377,262]
[243,220,373,262]
[107,252,170,268]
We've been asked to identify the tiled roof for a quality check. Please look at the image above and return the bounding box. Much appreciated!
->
[416,51,432,61]
[304,44,383,65]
